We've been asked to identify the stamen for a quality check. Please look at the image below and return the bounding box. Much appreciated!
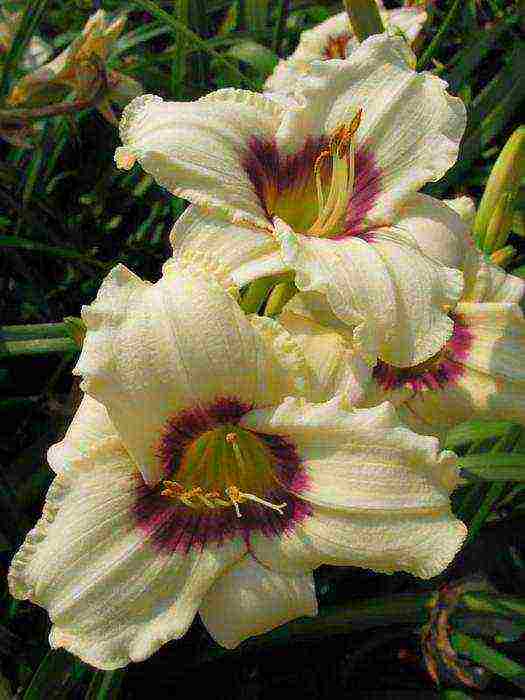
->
[308,108,363,238]
[240,492,287,514]
[159,428,288,517]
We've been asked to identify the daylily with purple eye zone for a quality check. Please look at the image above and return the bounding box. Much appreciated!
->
[264,3,427,97]
[280,246,525,440]
[9,255,466,670]
[115,35,466,369]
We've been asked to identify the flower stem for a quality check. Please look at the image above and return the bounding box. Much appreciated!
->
[343,0,384,42]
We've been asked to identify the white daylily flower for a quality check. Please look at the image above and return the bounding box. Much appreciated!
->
[264,5,427,97]
[282,248,525,439]
[116,35,466,367]
[9,256,466,669]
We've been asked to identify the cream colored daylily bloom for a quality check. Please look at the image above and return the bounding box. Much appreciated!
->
[116,35,466,368]
[9,255,466,669]
[0,8,51,71]
[7,10,142,124]
[282,247,525,439]
[264,5,427,97]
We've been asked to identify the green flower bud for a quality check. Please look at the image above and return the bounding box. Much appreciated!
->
[474,126,525,252]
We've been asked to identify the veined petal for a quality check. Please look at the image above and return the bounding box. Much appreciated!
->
[169,204,285,287]
[366,298,525,439]
[200,558,317,649]
[244,398,465,579]
[47,395,116,475]
[74,260,305,486]
[8,438,245,669]
[276,35,466,227]
[394,193,469,269]
[458,302,525,382]
[267,506,466,579]
[274,217,463,367]
[117,91,283,229]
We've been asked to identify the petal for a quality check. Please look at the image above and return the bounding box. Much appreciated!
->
[8,438,245,669]
[117,90,283,229]
[243,398,465,579]
[462,249,525,304]
[74,260,304,486]
[243,397,461,512]
[250,506,466,580]
[458,302,525,382]
[199,557,317,649]
[274,217,463,366]
[385,7,427,44]
[277,307,371,403]
[169,204,285,287]
[395,193,469,269]
[386,301,525,438]
[276,35,466,226]
[47,395,116,475]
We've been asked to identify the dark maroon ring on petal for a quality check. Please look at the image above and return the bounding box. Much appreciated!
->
[373,315,474,393]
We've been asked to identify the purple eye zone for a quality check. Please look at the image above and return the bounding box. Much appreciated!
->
[132,397,311,554]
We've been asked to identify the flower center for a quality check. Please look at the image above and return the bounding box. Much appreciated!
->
[269,110,362,238]
[159,424,286,518]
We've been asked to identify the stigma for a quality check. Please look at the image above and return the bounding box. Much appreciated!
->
[308,108,362,237]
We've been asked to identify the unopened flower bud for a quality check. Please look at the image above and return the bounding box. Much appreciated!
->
[474,126,525,251]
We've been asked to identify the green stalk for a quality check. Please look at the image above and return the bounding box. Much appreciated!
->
[343,0,384,42]
[417,0,462,70]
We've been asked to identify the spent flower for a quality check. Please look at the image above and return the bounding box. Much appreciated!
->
[7,10,142,125]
